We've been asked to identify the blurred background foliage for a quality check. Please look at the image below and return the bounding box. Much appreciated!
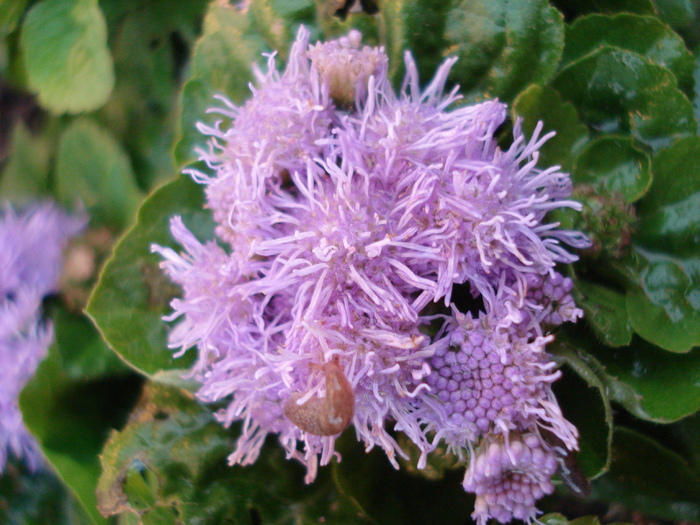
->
[1,0,700,523]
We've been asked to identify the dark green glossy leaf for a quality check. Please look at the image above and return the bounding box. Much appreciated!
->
[573,278,633,347]
[625,249,700,352]
[97,0,209,189]
[20,0,114,114]
[572,136,651,203]
[174,4,267,167]
[0,121,51,202]
[636,137,700,257]
[511,84,589,171]
[553,46,696,150]
[550,344,613,479]
[19,327,143,524]
[670,411,700,473]
[563,14,694,94]
[591,427,700,521]
[333,432,473,525]
[444,0,565,102]
[574,331,700,422]
[55,118,142,231]
[86,175,213,377]
[97,382,368,524]
[0,458,93,525]
[0,0,28,37]
[654,0,696,30]
[52,306,128,380]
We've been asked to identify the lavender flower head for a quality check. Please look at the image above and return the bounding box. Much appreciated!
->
[154,26,590,522]
[0,203,84,472]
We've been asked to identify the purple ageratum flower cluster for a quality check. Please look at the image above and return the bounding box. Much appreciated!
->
[0,203,84,472]
[154,26,590,522]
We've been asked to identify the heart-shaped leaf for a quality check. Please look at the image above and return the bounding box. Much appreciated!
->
[512,84,589,171]
[591,427,700,521]
[20,0,114,114]
[553,46,696,150]
[563,13,694,94]
[572,136,651,203]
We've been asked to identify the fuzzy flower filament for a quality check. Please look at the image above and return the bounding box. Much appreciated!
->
[155,26,590,522]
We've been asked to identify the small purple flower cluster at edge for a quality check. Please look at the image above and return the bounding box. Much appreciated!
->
[153,26,590,524]
[0,203,84,473]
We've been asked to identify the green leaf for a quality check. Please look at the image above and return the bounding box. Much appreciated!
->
[333,433,473,525]
[694,53,700,127]
[19,318,143,524]
[249,0,316,53]
[625,249,700,352]
[174,4,267,167]
[553,46,696,150]
[444,0,565,102]
[574,278,633,347]
[574,331,700,422]
[541,514,603,525]
[572,136,652,203]
[87,176,214,377]
[55,118,142,231]
[563,14,695,94]
[0,121,51,202]
[591,427,700,521]
[97,382,367,524]
[636,136,700,257]
[511,84,589,171]
[0,0,28,37]
[53,305,128,380]
[20,0,114,114]
[379,0,452,86]
[0,458,93,525]
[96,0,209,189]
[654,0,697,30]
[550,343,613,479]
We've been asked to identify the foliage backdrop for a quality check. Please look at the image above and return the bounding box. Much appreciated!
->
[1,0,700,523]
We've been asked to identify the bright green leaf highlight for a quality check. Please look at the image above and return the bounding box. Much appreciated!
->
[572,136,651,203]
[445,0,564,102]
[592,427,700,521]
[512,84,589,171]
[553,46,696,150]
[56,118,142,230]
[20,0,114,114]
[87,176,213,377]
[563,13,695,94]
